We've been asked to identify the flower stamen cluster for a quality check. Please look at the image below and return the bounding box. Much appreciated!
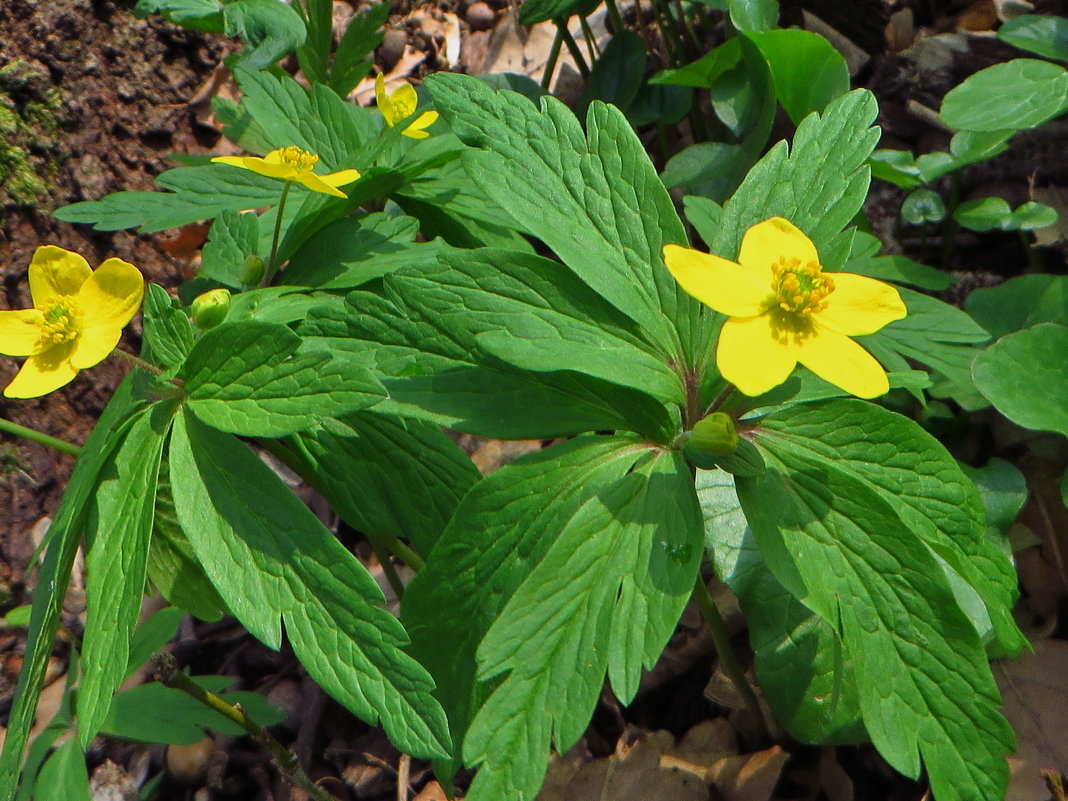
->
[40,301,79,345]
[276,146,320,173]
[770,256,834,315]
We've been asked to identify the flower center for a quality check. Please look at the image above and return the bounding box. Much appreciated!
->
[39,300,79,346]
[768,255,834,315]
[278,146,319,174]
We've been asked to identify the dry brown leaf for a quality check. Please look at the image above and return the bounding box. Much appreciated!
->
[469,439,544,475]
[997,639,1068,801]
[413,780,452,801]
[707,746,790,801]
[541,739,708,801]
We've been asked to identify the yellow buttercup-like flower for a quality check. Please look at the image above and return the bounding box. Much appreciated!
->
[664,217,907,399]
[0,246,144,398]
[211,146,361,198]
[375,75,438,139]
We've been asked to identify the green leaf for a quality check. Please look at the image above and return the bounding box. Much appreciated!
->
[200,210,260,287]
[650,38,741,89]
[34,741,89,801]
[965,274,1068,338]
[78,402,175,747]
[142,284,196,369]
[738,427,1014,801]
[294,0,331,84]
[845,252,953,291]
[283,213,438,288]
[747,29,850,124]
[103,678,284,744]
[960,459,1028,538]
[134,0,223,32]
[710,89,880,269]
[384,248,684,404]
[729,0,778,31]
[402,437,685,781]
[169,411,451,757]
[518,0,582,25]
[125,607,185,678]
[147,457,228,621]
[301,292,678,441]
[425,72,697,364]
[973,323,1068,437]
[752,400,1026,656]
[577,31,646,117]
[287,410,481,557]
[181,320,383,437]
[953,196,1059,231]
[941,58,1068,132]
[330,2,389,97]
[998,14,1068,62]
[699,468,866,743]
[0,377,149,801]
[901,188,946,224]
[463,450,702,801]
[53,165,285,233]
[224,0,306,70]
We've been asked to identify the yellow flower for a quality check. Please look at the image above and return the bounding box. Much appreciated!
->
[663,217,907,399]
[211,146,361,198]
[375,75,439,139]
[0,246,144,398]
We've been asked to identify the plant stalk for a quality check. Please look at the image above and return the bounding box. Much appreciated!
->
[0,417,81,457]
[556,17,591,78]
[541,27,565,90]
[265,181,293,286]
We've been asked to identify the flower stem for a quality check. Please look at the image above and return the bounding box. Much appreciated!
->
[365,531,407,600]
[555,17,591,78]
[604,0,625,34]
[0,417,81,457]
[264,181,293,286]
[111,348,164,377]
[541,27,565,90]
[152,654,340,801]
[691,573,771,741]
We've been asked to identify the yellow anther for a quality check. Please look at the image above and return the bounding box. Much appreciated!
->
[768,256,834,315]
[39,301,79,345]
[279,146,319,173]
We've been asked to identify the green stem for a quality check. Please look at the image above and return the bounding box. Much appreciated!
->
[0,417,81,457]
[604,0,625,34]
[264,181,293,286]
[541,27,565,91]
[556,17,591,78]
[111,348,164,377]
[692,574,771,741]
[153,654,339,801]
[579,16,601,61]
[365,532,406,599]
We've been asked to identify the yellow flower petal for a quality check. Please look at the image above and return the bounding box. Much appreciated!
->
[318,169,362,190]
[29,246,92,307]
[71,324,123,370]
[716,315,798,396]
[403,110,438,139]
[0,309,46,356]
[294,172,349,198]
[212,155,295,180]
[3,342,79,398]
[737,217,817,280]
[375,74,389,116]
[796,327,890,399]
[662,245,768,317]
[76,257,144,333]
[814,273,908,336]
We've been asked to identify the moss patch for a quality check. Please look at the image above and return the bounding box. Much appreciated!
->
[0,61,64,208]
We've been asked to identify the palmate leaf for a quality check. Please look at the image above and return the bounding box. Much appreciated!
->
[300,292,677,442]
[168,411,451,757]
[424,73,706,367]
[77,401,176,747]
[698,468,866,744]
[738,410,1015,801]
[462,448,702,801]
[0,377,150,801]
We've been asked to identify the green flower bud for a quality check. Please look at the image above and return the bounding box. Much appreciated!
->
[191,288,231,330]
[689,412,739,454]
[239,255,265,287]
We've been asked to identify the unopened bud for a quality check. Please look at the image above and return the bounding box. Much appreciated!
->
[689,412,739,455]
[239,255,265,287]
[191,288,231,330]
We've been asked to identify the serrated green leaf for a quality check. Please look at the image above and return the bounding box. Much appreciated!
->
[78,402,175,747]
[200,210,260,287]
[748,29,849,124]
[941,58,1068,132]
[844,254,953,291]
[34,741,88,801]
[464,450,702,801]
[288,410,481,557]
[294,0,332,84]
[425,73,698,363]
[998,14,1068,62]
[973,323,1068,436]
[738,431,1014,801]
[224,0,306,70]
[0,377,149,801]
[329,2,388,97]
[699,468,866,743]
[385,248,684,404]
[301,292,678,441]
[169,411,451,757]
[142,284,196,369]
[403,436,669,779]
[710,89,880,269]
[181,320,383,437]
[752,400,1026,656]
